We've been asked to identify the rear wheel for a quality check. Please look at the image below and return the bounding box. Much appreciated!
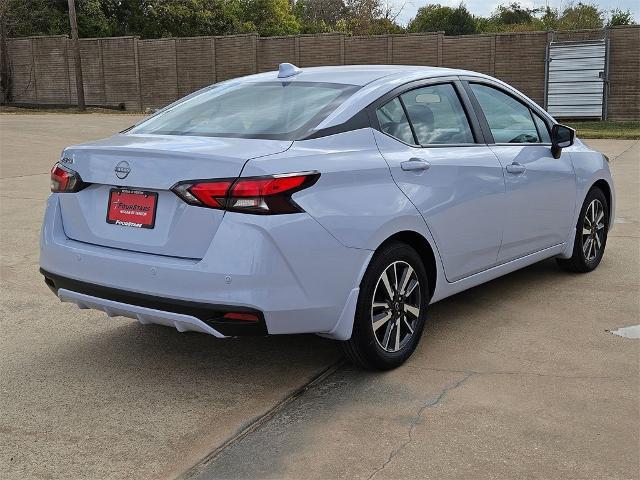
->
[340,242,428,370]
[557,187,609,273]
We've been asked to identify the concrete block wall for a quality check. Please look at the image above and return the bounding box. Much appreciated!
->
[138,38,179,110]
[298,34,343,66]
[33,36,70,104]
[494,31,549,106]
[175,37,216,97]
[68,39,104,105]
[344,35,389,64]
[2,27,638,119]
[390,34,440,65]
[442,34,494,75]
[101,37,141,111]
[554,29,608,42]
[214,34,257,82]
[607,26,640,121]
[258,36,297,72]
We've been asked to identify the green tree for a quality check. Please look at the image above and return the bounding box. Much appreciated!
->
[236,0,301,36]
[0,0,119,37]
[294,0,346,33]
[77,0,115,37]
[408,3,477,35]
[326,0,404,35]
[494,2,535,25]
[556,2,604,30]
[342,16,404,35]
[0,0,68,37]
[142,0,242,38]
[538,7,560,30]
[5,0,633,40]
[608,9,635,26]
[477,2,544,32]
[345,0,382,22]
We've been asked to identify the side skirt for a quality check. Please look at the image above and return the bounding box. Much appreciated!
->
[430,243,565,303]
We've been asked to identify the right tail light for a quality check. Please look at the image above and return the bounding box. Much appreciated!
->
[172,171,319,215]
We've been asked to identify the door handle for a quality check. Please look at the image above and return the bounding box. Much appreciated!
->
[401,159,431,171]
[505,162,526,174]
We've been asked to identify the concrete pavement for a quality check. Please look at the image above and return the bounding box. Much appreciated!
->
[189,139,640,480]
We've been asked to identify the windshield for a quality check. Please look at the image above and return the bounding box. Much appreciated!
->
[128,81,359,140]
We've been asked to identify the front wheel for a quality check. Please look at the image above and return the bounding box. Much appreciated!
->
[557,187,609,273]
[340,242,428,370]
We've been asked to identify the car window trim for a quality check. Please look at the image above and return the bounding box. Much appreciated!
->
[461,78,554,146]
[531,109,552,144]
[371,96,418,146]
[366,76,487,148]
[397,96,420,145]
[530,109,544,143]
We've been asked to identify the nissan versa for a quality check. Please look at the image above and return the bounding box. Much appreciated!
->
[40,64,615,369]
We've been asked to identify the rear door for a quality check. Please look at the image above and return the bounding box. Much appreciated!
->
[464,81,576,263]
[372,79,506,282]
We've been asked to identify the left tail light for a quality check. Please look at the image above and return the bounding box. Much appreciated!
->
[50,163,85,193]
[172,171,319,215]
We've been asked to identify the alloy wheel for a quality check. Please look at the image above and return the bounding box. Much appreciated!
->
[371,261,421,353]
[582,199,605,262]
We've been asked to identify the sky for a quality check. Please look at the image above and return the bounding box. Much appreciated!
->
[393,0,640,26]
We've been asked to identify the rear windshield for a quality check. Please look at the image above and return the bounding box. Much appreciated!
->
[128,81,359,140]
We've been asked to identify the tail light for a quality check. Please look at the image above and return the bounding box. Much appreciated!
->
[50,163,85,193]
[172,172,319,215]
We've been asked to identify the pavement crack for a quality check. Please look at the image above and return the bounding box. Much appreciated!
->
[479,371,622,380]
[610,140,639,161]
[0,172,49,180]
[179,360,344,480]
[367,371,475,480]
[404,365,628,380]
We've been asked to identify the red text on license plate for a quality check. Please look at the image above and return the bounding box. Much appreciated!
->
[107,189,157,229]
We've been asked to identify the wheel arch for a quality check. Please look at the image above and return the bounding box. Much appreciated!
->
[591,178,612,221]
[375,231,437,301]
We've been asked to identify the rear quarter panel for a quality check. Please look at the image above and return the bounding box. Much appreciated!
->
[241,128,437,252]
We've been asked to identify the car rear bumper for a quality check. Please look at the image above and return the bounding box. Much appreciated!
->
[42,269,267,337]
[39,195,370,338]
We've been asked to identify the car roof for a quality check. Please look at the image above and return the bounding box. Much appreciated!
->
[236,65,482,87]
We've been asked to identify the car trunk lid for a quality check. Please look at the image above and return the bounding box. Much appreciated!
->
[58,134,291,259]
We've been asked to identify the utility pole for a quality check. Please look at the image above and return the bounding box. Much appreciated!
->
[67,0,85,111]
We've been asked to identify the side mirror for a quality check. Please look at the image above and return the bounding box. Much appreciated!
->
[551,124,575,159]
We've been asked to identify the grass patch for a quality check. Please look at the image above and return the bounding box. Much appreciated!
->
[566,121,640,140]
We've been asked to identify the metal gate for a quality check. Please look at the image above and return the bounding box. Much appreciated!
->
[544,36,609,119]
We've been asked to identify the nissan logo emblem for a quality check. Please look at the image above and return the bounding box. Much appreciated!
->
[115,161,131,180]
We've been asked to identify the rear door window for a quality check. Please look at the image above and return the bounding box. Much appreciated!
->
[400,84,474,145]
[376,97,416,145]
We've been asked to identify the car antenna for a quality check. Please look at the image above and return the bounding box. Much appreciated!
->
[278,63,302,79]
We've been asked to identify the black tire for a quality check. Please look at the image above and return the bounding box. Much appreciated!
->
[340,242,428,370]
[557,187,609,273]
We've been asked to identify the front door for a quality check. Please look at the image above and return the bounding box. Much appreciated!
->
[372,82,506,282]
[466,82,576,263]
